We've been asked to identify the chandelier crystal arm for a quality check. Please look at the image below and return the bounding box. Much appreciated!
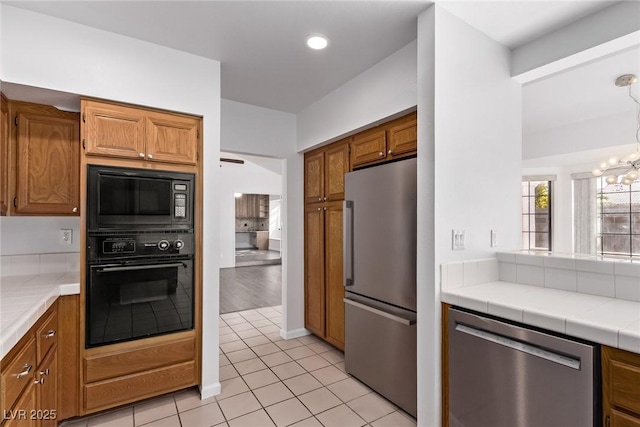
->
[592,74,640,185]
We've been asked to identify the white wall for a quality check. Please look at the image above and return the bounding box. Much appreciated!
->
[524,113,636,160]
[221,99,296,158]
[421,6,522,425]
[416,6,436,426]
[219,157,282,268]
[0,217,80,255]
[0,5,222,398]
[297,40,417,151]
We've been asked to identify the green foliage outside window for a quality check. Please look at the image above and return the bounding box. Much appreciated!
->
[535,183,549,209]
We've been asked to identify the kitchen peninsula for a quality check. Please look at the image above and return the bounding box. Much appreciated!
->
[441,251,640,427]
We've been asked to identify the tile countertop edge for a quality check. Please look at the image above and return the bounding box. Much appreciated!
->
[441,281,640,355]
[1,275,80,360]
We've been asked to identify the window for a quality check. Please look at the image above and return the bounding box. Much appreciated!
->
[522,180,552,251]
[596,177,640,257]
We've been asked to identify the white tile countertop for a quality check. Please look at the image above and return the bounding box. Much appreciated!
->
[441,254,640,355]
[0,272,80,359]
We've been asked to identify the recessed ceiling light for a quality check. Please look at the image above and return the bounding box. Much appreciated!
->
[306,34,329,50]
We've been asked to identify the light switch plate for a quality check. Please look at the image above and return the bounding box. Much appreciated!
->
[452,229,465,250]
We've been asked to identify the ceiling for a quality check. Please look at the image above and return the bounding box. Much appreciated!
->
[2,0,621,114]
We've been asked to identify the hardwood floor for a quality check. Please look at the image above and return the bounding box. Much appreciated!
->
[219,265,282,314]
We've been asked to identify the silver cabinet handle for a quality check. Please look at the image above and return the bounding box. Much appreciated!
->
[147,153,153,159]
[40,368,50,376]
[323,197,327,201]
[378,151,383,156]
[318,197,322,201]
[16,364,32,379]
[72,207,78,213]
[317,207,321,211]
[139,152,145,158]
[34,377,45,385]
[388,149,393,155]
[323,207,327,211]
[343,200,354,287]
[344,298,416,326]
[43,329,56,339]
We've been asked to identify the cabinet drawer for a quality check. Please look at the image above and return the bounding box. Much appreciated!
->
[1,337,36,414]
[610,360,640,415]
[36,309,58,364]
[84,337,195,383]
[84,361,196,412]
[611,409,640,427]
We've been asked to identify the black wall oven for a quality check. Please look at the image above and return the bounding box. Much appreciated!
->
[86,166,196,348]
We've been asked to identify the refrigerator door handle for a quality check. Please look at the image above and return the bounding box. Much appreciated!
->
[343,200,354,287]
[344,298,416,326]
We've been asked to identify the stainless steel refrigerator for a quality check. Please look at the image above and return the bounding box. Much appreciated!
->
[343,157,417,417]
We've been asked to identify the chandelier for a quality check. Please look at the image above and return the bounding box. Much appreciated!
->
[592,74,640,185]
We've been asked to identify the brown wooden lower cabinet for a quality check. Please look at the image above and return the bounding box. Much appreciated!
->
[603,346,640,427]
[83,361,196,412]
[304,201,344,350]
[1,299,66,427]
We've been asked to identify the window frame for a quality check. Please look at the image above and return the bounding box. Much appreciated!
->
[521,179,553,252]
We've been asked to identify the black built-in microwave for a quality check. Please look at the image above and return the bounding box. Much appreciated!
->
[87,165,194,231]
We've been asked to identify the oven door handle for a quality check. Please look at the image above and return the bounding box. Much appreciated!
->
[95,262,186,273]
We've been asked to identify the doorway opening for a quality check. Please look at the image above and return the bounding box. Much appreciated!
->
[219,152,284,314]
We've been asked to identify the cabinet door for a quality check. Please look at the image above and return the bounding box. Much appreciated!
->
[14,107,80,215]
[324,141,349,202]
[611,409,640,427]
[145,113,198,165]
[388,115,417,157]
[35,349,57,427]
[83,100,146,160]
[1,94,9,215]
[324,202,344,350]
[305,151,324,204]
[304,206,325,336]
[351,129,386,168]
[4,383,37,427]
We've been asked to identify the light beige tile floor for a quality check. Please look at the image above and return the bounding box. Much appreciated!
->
[60,306,416,427]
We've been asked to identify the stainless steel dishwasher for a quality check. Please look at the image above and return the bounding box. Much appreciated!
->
[448,307,600,427]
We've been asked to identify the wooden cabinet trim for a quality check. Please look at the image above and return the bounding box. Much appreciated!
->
[1,93,9,215]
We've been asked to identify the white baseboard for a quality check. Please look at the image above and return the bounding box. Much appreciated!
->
[199,382,221,400]
[280,328,310,340]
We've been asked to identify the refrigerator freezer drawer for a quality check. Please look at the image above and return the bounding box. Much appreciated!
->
[344,297,417,417]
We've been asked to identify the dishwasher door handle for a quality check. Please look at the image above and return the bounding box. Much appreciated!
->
[455,323,581,370]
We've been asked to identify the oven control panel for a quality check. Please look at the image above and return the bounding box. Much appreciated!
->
[174,193,187,218]
[88,233,194,261]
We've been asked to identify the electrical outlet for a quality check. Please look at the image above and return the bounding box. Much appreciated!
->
[491,229,498,247]
[60,229,73,245]
[452,229,465,250]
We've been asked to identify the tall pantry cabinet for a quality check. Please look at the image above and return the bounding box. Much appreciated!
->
[303,111,417,351]
[304,139,349,350]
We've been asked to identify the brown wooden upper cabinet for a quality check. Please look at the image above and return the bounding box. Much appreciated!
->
[1,94,9,215]
[351,112,417,168]
[82,99,199,165]
[12,101,80,215]
[304,139,350,204]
